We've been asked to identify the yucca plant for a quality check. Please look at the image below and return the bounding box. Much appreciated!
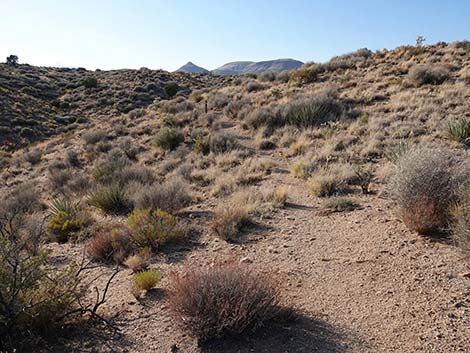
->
[49,197,81,217]
[386,141,410,164]
[446,118,470,147]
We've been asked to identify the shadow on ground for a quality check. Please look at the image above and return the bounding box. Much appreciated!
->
[200,314,350,353]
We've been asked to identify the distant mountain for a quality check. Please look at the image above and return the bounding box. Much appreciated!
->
[212,59,303,75]
[175,62,209,74]
[211,61,255,75]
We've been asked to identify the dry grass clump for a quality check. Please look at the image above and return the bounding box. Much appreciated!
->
[131,178,192,212]
[168,262,283,342]
[244,106,283,131]
[193,132,240,155]
[133,269,161,291]
[211,206,251,241]
[124,253,150,273]
[88,184,131,215]
[82,129,107,145]
[390,147,463,234]
[86,225,133,264]
[291,160,317,179]
[446,118,470,148]
[407,64,450,87]
[127,209,183,251]
[308,164,356,197]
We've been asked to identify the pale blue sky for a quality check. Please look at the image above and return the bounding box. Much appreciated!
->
[1,0,469,71]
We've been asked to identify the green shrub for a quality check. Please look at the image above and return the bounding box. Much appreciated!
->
[164,82,179,98]
[89,185,130,215]
[48,198,90,243]
[153,127,184,150]
[128,209,183,250]
[133,270,161,291]
[81,76,98,88]
[446,118,470,147]
[283,96,343,128]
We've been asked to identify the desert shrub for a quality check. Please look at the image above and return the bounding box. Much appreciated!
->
[291,160,317,179]
[65,149,81,167]
[450,193,470,252]
[124,254,149,273]
[0,213,114,343]
[113,165,155,186]
[0,185,41,216]
[131,178,192,212]
[23,149,42,165]
[322,197,360,212]
[159,97,194,114]
[92,150,131,184]
[89,185,131,215]
[324,48,372,71]
[81,76,98,88]
[446,118,470,147]
[48,198,91,243]
[207,92,230,109]
[48,166,73,192]
[128,209,183,251]
[193,133,240,155]
[289,63,324,84]
[168,262,282,342]
[390,147,462,234]
[153,127,184,150]
[119,137,140,160]
[86,226,133,264]
[164,82,179,98]
[82,129,107,145]
[283,96,343,128]
[407,64,449,86]
[211,206,251,241]
[245,106,283,131]
[133,270,161,291]
[246,80,265,92]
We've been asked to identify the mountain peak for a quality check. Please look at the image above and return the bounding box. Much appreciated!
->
[175,62,209,74]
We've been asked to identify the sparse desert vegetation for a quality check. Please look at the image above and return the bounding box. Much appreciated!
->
[1,40,470,352]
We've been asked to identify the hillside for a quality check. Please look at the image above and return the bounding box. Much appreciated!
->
[1,41,470,353]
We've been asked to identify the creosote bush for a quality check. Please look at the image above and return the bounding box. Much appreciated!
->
[168,262,283,342]
[128,209,183,251]
[153,127,184,150]
[390,147,464,234]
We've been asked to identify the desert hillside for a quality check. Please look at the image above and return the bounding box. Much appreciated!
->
[0,42,469,353]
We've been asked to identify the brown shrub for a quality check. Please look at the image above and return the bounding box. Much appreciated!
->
[86,225,133,264]
[211,206,251,241]
[168,262,282,342]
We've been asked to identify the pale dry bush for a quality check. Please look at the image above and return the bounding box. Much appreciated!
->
[308,163,357,197]
[390,147,466,234]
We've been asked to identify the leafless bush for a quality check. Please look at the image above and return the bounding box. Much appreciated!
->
[168,262,283,342]
[23,149,42,165]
